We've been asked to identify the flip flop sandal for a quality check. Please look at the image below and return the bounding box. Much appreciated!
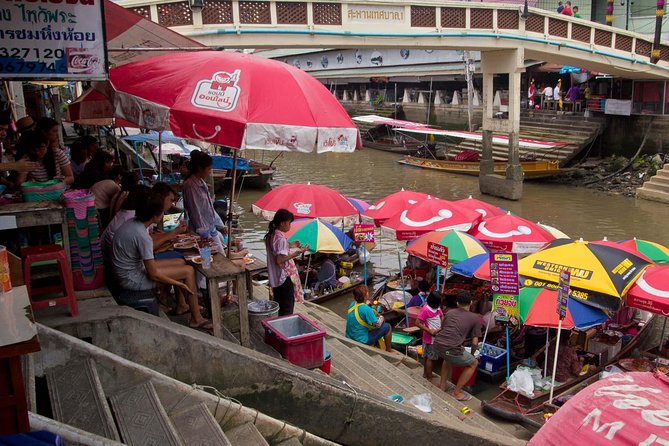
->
[189,319,213,332]
[454,391,473,402]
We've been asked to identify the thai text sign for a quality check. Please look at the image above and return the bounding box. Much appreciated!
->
[0,0,107,79]
[489,253,519,296]
[557,270,570,320]
[426,242,448,268]
[492,294,519,324]
[353,224,375,243]
[347,4,406,25]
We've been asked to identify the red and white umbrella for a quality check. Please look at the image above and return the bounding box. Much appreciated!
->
[252,183,358,226]
[101,51,360,153]
[469,213,555,253]
[381,196,481,241]
[627,265,669,316]
[65,88,114,126]
[453,196,506,219]
[362,189,430,226]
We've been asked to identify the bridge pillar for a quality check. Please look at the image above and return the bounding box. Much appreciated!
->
[478,49,525,200]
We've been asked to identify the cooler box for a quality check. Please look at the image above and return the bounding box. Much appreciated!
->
[451,365,477,387]
[478,343,507,373]
[406,306,421,327]
[261,314,326,369]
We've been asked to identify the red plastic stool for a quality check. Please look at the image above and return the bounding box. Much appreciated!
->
[21,245,79,316]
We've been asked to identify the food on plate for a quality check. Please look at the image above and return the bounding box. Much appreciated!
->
[173,241,196,249]
[244,257,255,265]
[619,358,654,372]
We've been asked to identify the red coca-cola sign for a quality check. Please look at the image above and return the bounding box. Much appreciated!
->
[66,48,101,74]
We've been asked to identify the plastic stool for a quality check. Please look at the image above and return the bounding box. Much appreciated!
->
[21,245,79,317]
[115,289,159,316]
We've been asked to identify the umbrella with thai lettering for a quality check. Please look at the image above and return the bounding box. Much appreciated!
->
[620,238,669,264]
[453,196,506,219]
[362,189,430,226]
[518,239,651,312]
[626,265,669,316]
[252,183,358,226]
[469,213,555,254]
[381,196,481,241]
[528,372,669,446]
[406,230,488,265]
[519,287,609,330]
[284,219,353,254]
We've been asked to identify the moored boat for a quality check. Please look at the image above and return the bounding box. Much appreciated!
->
[362,138,423,155]
[397,155,562,179]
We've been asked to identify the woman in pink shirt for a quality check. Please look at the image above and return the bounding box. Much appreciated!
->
[264,209,308,315]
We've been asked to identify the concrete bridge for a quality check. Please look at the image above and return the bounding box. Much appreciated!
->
[118,0,669,199]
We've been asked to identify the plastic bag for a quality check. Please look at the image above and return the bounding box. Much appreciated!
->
[599,364,624,380]
[507,368,535,398]
[409,393,433,413]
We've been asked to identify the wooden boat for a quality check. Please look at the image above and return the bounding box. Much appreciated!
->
[481,315,657,430]
[362,137,423,155]
[306,279,365,304]
[212,159,276,194]
[397,155,562,179]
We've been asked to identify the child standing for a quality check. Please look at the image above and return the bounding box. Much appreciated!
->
[416,292,444,380]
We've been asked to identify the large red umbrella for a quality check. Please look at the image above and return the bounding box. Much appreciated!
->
[529,372,669,446]
[381,196,481,241]
[252,183,358,226]
[627,265,669,316]
[469,213,555,253]
[362,189,430,226]
[453,196,506,219]
[101,51,360,152]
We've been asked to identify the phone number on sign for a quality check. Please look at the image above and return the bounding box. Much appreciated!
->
[0,48,65,60]
[0,59,67,74]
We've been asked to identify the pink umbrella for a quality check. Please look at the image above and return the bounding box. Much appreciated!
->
[65,88,114,126]
[529,372,669,446]
[252,183,358,226]
[381,196,481,241]
[627,265,669,316]
[102,51,360,153]
[347,197,370,213]
[362,189,430,226]
[469,213,555,253]
[453,196,506,219]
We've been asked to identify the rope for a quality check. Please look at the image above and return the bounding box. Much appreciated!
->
[191,384,244,429]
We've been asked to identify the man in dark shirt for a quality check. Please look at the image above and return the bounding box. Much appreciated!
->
[433,290,481,401]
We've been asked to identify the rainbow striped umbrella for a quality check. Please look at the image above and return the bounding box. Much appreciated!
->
[519,287,609,330]
[406,230,488,265]
[347,197,370,213]
[619,238,669,264]
[284,218,353,254]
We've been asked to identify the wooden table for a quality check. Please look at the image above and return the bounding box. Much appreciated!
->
[244,257,267,301]
[0,286,40,435]
[190,254,250,347]
[0,201,71,265]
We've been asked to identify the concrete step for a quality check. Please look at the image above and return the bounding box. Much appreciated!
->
[170,402,232,446]
[655,169,669,178]
[46,359,120,441]
[327,339,395,396]
[648,175,669,186]
[109,381,183,446]
[637,187,669,204]
[640,182,669,193]
[225,422,270,446]
[21,354,36,413]
[275,437,303,446]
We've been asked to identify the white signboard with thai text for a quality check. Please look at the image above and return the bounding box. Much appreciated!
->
[605,99,632,116]
[346,4,406,25]
[0,0,107,79]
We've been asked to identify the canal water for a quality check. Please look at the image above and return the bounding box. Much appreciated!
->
[234,148,669,266]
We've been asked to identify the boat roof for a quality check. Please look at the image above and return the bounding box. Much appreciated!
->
[353,115,435,130]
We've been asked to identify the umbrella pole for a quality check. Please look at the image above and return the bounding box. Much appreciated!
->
[303,254,312,291]
[436,266,440,290]
[505,325,511,381]
[548,319,563,403]
[543,329,550,378]
[481,313,492,349]
[657,317,667,366]
[363,245,367,286]
[227,149,239,259]
[398,251,409,327]
[158,131,162,181]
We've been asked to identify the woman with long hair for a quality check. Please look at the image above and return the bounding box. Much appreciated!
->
[15,128,73,185]
[36,118,74,184]
[265,209,308,315]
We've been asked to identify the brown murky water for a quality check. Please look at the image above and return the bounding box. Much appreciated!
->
[234,149,669,269]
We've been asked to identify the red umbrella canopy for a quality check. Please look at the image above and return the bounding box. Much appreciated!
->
[65,88,114,126]
[362,189,430,226]
[591,239,652,262]
[381,196,481,241]
[106,51,360,152]
[528,372,669,446]
[469,213,555,253]
[252,183,358,226]
[627,265,669,316]
[453,196,506,219]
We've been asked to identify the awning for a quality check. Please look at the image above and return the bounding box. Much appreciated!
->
[104,0,205,67]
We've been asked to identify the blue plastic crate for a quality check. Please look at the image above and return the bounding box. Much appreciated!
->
[478,343,507,373]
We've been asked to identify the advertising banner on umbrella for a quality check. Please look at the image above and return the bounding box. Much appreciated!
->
[427,242,449,268]
[490,253,519,323]
[0,0,107,79]
[557,270,571,319]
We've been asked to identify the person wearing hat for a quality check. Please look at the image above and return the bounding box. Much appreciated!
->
[15,116,35,133]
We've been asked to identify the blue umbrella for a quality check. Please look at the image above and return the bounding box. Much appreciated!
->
[559,65,584,74]
[450,253,489,278]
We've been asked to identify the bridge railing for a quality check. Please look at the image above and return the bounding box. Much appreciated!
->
[119,0,669,66]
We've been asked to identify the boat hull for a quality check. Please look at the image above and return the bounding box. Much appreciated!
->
[363,139,422,155]
[397,156,561,179]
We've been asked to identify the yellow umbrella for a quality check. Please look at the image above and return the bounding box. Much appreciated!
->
[519,239,651,312]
